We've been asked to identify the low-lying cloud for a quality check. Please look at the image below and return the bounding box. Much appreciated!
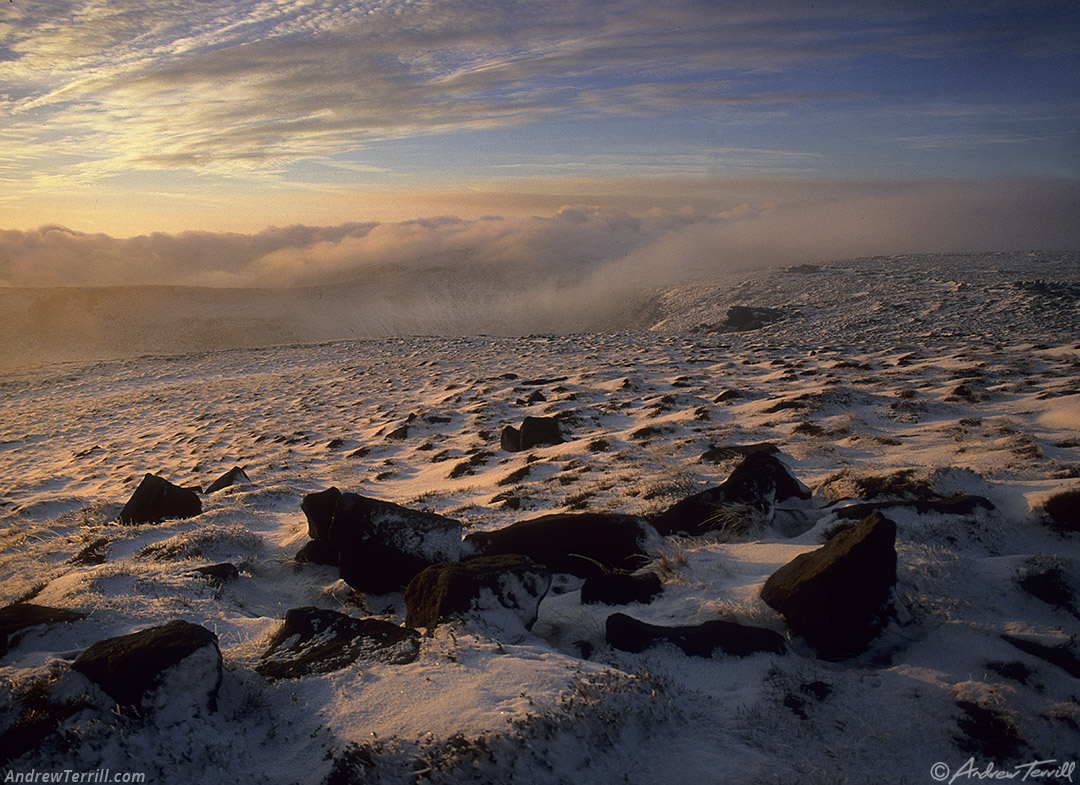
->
[2,177,1077,367]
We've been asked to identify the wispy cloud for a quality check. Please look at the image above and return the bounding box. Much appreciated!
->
[4,0,1075,190]
[3,178,1077,289]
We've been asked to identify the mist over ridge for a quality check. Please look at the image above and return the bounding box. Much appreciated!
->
[2,177,1078,369]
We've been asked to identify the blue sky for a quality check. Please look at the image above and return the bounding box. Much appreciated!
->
[1,0,1077,239]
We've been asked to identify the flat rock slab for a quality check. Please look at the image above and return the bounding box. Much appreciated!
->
[462,513,653,578]
[606,613,786,657]
[72,620,221,711]
[405,555,551,631]
[257,607,420,680]
[760,512,897,660]
[119,473,202,525]
[832,494,993,519]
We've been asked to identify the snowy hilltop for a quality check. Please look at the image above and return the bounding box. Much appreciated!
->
[1,251,1078,783]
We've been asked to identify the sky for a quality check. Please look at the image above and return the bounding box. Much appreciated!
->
[1,0,1078,289]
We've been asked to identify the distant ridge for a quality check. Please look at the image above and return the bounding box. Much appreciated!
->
[1,251,1076,370]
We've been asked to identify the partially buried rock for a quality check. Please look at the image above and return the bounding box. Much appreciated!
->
[581,572,663,606]
[606,613,786,657]
[72,620,222,716]
[256,607,420,680]
[405,555,551,634]
[650,451,811,537]
[329,492,462,593]
[462,513,655,578]
[760,512,897,660]
[191,562,239,584]
[0,604,86,657]
[119,473,202,525]
[205,466,250,494]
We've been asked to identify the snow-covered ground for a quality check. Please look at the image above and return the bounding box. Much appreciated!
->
[1,252,1078,783]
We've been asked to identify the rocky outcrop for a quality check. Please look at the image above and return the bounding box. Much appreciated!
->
[119,473,202,525]
[257,607,420,680]
[605,613,786,657]
[405,555,551,633]
[329,492,462,593]
[71,620,222,714]
[760,512,897,660]
[649,451,811,536]
[462,513,654,578]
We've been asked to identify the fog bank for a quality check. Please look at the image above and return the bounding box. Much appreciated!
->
[2,178,1077,368]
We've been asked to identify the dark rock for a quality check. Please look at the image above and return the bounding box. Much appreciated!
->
[302,487,342,542]
[501,416,564,452]
[257,607,419,680]
[520,416,565,450]
[0,604,86,657]
[295,539,339,566]
[463,513,654,578]
[329,493,462,593]
[386,424,410,440]
[500,426,521,452]
[605,613,786,657]
[72,620,222,712]
[650,451,811,536]
[192,563,239,583]
[1044,489,1080,532]
[405,555,551,631]
[205,466,250,494]
[118,473,202,525]
[718,305,784,332]
[581,572,663,606]
[760,512,897,660]
[832,494,994,520]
